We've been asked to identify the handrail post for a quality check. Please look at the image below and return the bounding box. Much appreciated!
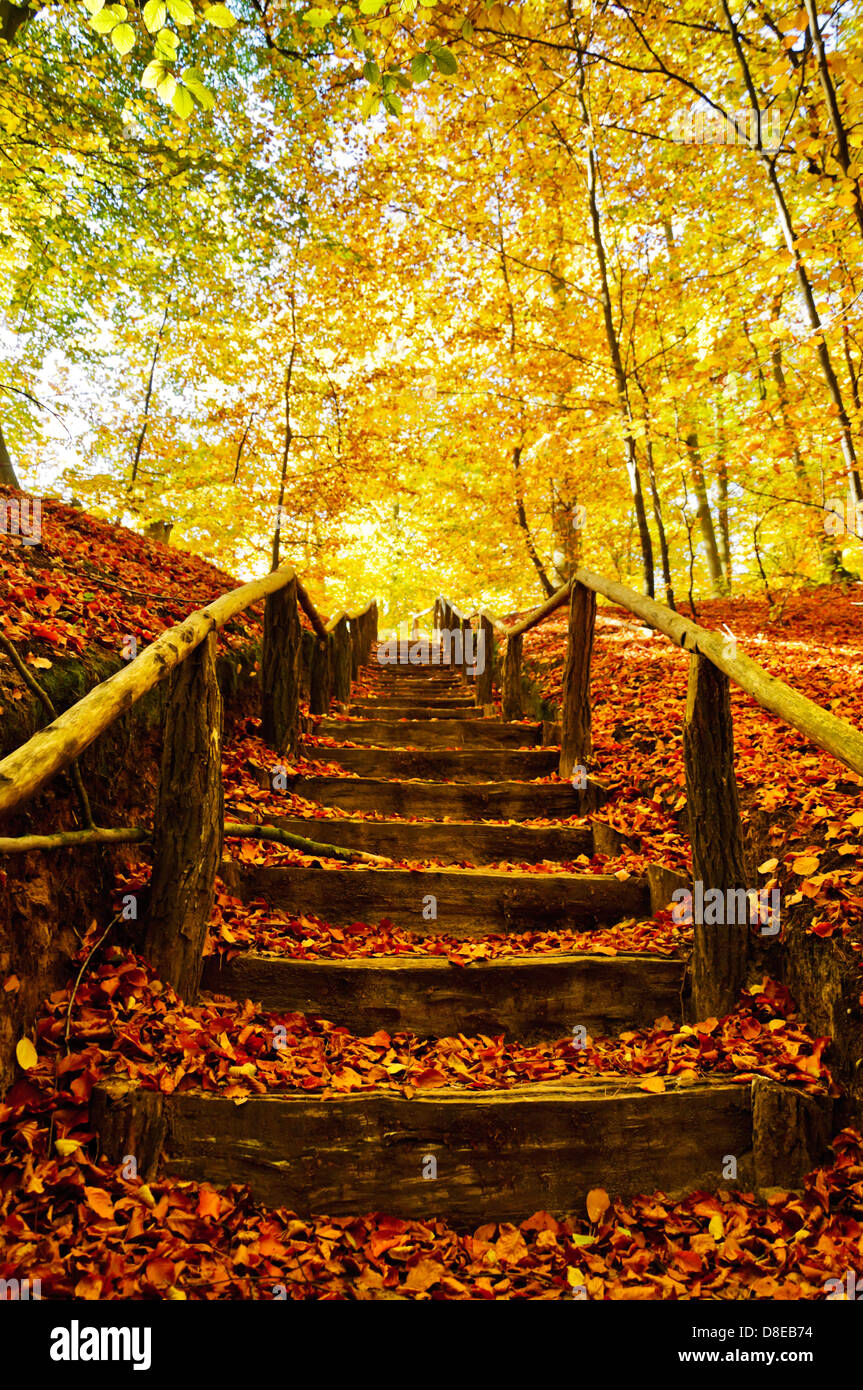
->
[559,581,596,777]
[261,576,300,753]
[143,631,223,1000]
[502,633,523,720]
[683,653,749,1019]
[331,614,352,706]
[476,614,495,707]
[310,633,333,714]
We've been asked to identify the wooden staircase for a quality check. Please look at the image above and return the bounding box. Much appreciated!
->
[95,644,833,1225]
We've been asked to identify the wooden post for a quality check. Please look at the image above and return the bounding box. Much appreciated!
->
[350,618,361,681]
[260,577,300,753]
[144,631,223,1000]
[331,615,352,705]
[502,633,523,720]
[300,629,315,700]
[559,582,596,777]
[310,634,332,714]
[476,615,495,706]
[461,615,471,684]
[682,653,749,1020]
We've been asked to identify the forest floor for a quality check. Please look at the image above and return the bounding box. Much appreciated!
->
[1,497,863,1298]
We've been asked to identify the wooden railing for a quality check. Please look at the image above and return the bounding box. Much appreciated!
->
[0,565,377,997]
[435,572,863,1019]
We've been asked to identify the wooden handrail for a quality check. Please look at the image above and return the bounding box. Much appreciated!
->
[0,567,376,819]
[444,573,863,778]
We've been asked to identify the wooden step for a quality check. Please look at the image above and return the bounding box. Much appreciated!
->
[272,816,594,863]
[315,719,542,748]
[201,950,685,1040]
[353,693,476,709]
[228,863,649,935]
[348,704,478,720]
[94,1076,829,1224]
[285,775,609,819]
[299,746,560,782]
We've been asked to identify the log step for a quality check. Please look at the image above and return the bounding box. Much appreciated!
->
[299,745,560,782]
[92,1076,831,1225]
[201,951,685,1040]
[348,704,478,720]
[352,694,476,710]
[314,718,543,748]
[228,863,649,936]
[285,775,609,819]
[272,816,594,863]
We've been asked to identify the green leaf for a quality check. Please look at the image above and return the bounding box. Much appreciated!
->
[410,52,432,81]
[303,6,333,25]
[433,46,457,75]
[157,72,178,103]
[382,90,402,117]
[142,0,166,30]
[172,84,195,119]
[111,21,135,52]
[183,67,215,109]
[359,86,380,117]
[362,58,381,83]
[204,3,236,25]
[154,26,180,58]
[83,0,105,15]
[91,7,120,32]
[167,0,195,23]
[359,0,385,13]
[395,71,411,90]
[461,17,473,38]
[141,59,166,88]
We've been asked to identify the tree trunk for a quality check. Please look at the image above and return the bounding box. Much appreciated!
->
[514,446,555,596]
[559,581,596,777]
[685,432,726,596]
[682,654,748,1020]
[0,419,21,488]
[144,631,223,1001]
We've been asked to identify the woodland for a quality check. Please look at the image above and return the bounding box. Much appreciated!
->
[0,0,862,1337]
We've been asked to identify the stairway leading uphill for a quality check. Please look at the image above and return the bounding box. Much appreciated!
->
[95,641,830,1226]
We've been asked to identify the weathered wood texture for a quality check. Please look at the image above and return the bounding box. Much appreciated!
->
[475,614,495,707]
[313,718,542,748]
[682,654,749,1020]
[559,581,596,778]
[260,576,301,753]
[271,816,593,863]
[328,614,352,705]
[751,1077,833,1189]
[502,633,523,721]
[93,1077,758,1224]
[309,634,333,715]
[230,863,649,936]
[297,745,560,783]
[349,703,477,719]
[276,774,609,820]
[202,950,685,1040]
[143,633,224,1000]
